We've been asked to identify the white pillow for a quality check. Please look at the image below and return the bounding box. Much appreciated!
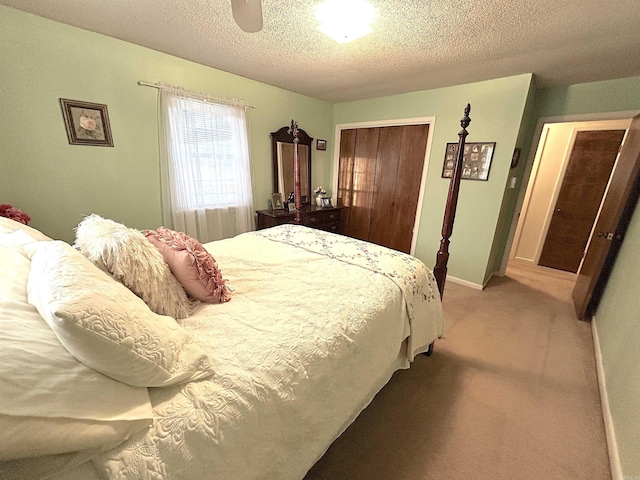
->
[0,245,152,461]
[26,240,216,387]
[74,214,192,319]
[0,229,43,261]
[0,216,53,241]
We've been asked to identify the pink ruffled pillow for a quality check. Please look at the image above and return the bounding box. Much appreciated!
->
[145,227,231,304]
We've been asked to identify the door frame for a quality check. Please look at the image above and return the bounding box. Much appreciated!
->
[499,110,640,276]
[512,122,631,266]
[332,116,436,255]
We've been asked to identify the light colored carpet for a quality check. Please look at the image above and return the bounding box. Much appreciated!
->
[305,260,611,480]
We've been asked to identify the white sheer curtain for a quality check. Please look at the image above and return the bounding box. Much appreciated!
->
[159,88,254,243]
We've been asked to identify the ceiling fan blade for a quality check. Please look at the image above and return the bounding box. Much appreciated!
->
[230,0,263,33]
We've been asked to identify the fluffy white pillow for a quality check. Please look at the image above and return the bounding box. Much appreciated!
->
[0,244,152,461]
[74,214,191,319]
[26,241,216,388]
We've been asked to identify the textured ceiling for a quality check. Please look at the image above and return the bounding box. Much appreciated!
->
[3,0,640,103]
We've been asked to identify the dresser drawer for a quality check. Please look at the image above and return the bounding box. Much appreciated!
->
[322,210,340,224]
[256,207,344,233]
[304,213,323,227]
[318,222,340,234]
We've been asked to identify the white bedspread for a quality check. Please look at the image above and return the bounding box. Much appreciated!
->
[93,226,444,480]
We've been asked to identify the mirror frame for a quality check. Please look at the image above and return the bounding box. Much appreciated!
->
[271,125,313,206]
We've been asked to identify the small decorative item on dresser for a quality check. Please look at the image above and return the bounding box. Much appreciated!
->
[271,193,284,210]
[314,186,327,206]
[321,197,333,208]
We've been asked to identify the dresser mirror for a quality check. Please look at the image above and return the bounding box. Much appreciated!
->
[271,125,313,206]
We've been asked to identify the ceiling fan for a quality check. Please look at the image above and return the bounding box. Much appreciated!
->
[230,0,263,33]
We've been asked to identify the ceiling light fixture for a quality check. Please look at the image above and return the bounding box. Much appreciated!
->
[314,0,377,44]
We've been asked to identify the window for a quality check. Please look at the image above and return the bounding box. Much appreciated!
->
[160,89,254,242]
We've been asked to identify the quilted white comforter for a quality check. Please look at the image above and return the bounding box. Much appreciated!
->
[93,226,444,480]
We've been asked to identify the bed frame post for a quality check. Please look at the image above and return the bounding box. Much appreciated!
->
[290,119,303,225]
[433,104,471,300]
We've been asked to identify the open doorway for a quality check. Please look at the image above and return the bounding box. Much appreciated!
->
[509,119,630,274]
[498,112,640,322]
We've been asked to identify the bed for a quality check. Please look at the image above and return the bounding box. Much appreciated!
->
[0,105,472,480]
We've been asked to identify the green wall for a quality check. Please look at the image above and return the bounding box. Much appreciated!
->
[535,76,640,118]
[0,6,334,243]
[535,76,640,478]
[596,201,640,477]
[333,74,533,286]
[485,80,539,281]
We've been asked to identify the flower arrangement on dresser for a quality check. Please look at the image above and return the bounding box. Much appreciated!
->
[313,186,327,206]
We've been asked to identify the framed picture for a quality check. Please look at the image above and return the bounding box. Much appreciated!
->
[316,139,327,151]
[288,203,296,213]
[321,197,333,208]
[59,98,114,147]
[441,142,496,181]
[271,193,284,210]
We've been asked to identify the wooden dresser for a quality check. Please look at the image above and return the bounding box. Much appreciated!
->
[256,206,345,234]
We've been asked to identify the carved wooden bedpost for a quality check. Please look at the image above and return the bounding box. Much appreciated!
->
[290,119,303,225]
[433,104,471,300]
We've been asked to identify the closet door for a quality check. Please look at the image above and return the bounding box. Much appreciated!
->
[369,125,429,252]
[341,127,380,242]
[337,124,429,253]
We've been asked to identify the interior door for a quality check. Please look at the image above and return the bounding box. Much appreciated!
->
[573,115,640,319]
[538,130,625,272]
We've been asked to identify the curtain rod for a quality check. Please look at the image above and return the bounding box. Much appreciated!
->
[137,80,256,109]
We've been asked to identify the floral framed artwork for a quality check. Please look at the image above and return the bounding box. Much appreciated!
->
[59,98,114,147]
[441,142,496,181]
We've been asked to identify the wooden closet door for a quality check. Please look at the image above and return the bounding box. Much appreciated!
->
[337,129,356,233]
[337,124,429,253]
[369,125,429,252]
[342,127,380,241]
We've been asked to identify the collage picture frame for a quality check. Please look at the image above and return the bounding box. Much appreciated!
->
[441,142,496,181]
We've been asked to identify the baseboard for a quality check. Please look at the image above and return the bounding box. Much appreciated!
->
[446,275,484,291]
[482,271,497,289]
[512,256,536,264]
[592,317,623,480]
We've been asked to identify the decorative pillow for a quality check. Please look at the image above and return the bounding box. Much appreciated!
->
[145,227,232,303]
[26,241,216,387]
[74,214,191,319]
[0,244,152,461]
